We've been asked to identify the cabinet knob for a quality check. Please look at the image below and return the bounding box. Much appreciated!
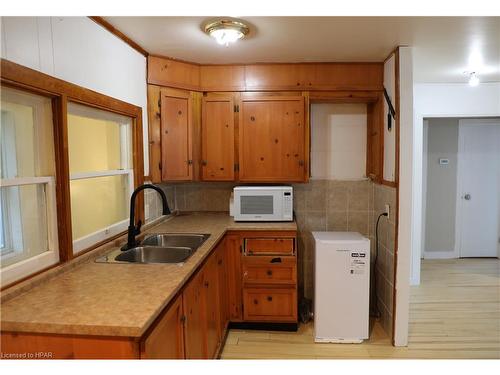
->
[253,299,258,305]
[201,160,207,166]
[178,110,182,115]
[267,296,273,302]
[250,116,256,121]
[218,259,223,265]
[266,270,273,276]
[187,160,193,165]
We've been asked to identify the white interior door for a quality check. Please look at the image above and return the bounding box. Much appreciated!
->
[457,120,500,258]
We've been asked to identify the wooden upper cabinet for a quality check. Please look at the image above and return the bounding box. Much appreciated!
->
[312,63,383,90]
[239,96,306,182]
[201,96,235,181]
[147,56,383,91]
[244,63,382,91]
[141,294,184,359]
[200,65,245,91]
[148,56,200,91]
[147,85,162,183]
[366,93,384,182]
[245,64,304,90]
[160,89,194,181]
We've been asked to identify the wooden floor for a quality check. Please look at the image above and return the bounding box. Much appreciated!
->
[221,259,500,359]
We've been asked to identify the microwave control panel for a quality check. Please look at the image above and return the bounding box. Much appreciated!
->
[283,191,293,220]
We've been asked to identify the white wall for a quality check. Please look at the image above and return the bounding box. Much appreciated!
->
[411,82,500,285]
[424,118,459,256]
[0,17,149,175]
[394,46,413,347]
[310,103,367,180]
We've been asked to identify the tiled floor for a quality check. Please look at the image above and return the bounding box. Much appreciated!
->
[221,258,500,359]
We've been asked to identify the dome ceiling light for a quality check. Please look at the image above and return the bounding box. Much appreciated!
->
[204,19,249,47]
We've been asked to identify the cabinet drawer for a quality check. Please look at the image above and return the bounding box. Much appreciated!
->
[243,256,296,286]
[243,288,297,322]
[244,238,294,255]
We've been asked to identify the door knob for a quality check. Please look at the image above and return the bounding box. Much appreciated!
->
[464,193,471,200]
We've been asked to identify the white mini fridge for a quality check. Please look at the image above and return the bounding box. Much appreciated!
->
[312,231,370,343]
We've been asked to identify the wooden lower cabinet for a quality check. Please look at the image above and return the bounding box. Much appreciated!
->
[225,234,243,321]
[243,288,297,322]
[216,241,230,334]
[141,294,184,359]
[182,268,206,359]
[203,251,221,358]
[0,230,297,359]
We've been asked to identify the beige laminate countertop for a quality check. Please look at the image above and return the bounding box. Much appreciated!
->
[0,212,296,338]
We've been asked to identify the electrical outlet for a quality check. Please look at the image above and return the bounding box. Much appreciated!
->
[385,204,390,219]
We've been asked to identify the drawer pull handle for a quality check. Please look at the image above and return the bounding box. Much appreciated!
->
[270,257,282,263]
[267,296,273,302]
[266,270,273,276]
[253,299,258,305]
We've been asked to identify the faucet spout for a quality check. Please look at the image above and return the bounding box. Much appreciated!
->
[121,184,171,251]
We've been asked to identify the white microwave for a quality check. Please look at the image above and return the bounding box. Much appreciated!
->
[230,186,293,222]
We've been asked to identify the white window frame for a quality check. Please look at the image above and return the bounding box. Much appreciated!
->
[68,105,134,254]
[0,177,59,286]
[0,89,59,286]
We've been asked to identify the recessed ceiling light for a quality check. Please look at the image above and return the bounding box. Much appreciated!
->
[204,19,249,47]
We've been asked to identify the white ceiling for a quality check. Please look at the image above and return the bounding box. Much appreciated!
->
[104,17,500,83]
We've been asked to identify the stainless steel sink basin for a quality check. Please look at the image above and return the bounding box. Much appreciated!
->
[95,233,210,265]
[141,233,210,249]
[115,246,194,264]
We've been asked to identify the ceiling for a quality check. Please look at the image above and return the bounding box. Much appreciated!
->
[104,16,500,83]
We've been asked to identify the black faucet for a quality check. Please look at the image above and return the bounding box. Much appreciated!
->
[121,184,171,251]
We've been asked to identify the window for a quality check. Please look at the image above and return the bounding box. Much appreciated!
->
[67,103,134,254]
[1,60,144,287]
[0,87,59,284]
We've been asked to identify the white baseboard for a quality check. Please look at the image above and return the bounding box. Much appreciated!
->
[423,250,457,259]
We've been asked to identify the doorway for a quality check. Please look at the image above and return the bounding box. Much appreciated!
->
[456,119,500,258]
[423,117,500,259]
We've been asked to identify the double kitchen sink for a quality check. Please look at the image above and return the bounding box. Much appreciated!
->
[95,233,210,265]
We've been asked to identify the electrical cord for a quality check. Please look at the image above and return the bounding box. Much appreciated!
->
[371,212,388,318]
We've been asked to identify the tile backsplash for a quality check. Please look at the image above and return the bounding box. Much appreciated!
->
[144,179,396,338]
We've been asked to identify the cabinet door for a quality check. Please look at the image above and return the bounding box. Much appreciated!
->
[216,241,230,332]
[203,253,221,358]
[243,288,297,322]
[202,96,235,181]
[141,294,184,359]
[182,271,206,359]
[161,91,193,181]
[225,234,243,321]
[239,97,305,181]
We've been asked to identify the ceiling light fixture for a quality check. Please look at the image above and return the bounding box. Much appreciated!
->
[468,71,479,86]
[204,19,249,47]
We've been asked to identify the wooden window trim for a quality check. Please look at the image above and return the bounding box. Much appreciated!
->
[1,58,144,284]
